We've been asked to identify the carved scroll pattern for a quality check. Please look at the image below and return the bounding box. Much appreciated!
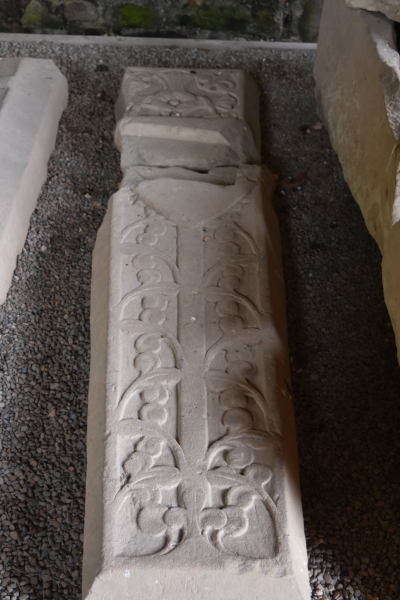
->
[113,195,279,560]
[115,203,187,557]
[124,69,239,119]
[200,214,278,558]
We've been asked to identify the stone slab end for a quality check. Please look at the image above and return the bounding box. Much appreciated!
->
[0,57,68,304]
[114,68,260,169]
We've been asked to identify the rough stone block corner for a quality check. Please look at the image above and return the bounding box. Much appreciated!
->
[314,0,400,363]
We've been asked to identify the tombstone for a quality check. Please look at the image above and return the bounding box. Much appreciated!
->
[314,0,400,363]
[0,58,68,304]
[83,68,309,600]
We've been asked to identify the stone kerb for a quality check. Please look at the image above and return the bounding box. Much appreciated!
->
[314,0,400,362]
[0,57,68,305]
[83,67,310,600]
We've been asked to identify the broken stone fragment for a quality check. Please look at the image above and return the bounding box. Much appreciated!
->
[83,68,309,600]
[345,0,400,23]
[0,58,68,305]
[314,0,400,362]
[114,68,260,170]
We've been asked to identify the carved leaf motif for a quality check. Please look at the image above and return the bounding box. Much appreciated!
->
[205,370,267,423]
[224,445,253,469]
[120,281,180,303]
[125,69,239,118]
[222,408,253,432]
[137,436,165,457]
[119,244,182,283]
[204,288,263,322]
[129,464,182,490]
[200,508,228,531]
[134,351,160,374]
[140,465,181,488]
[206,463,273,503]
[118,368,181,415]
[200,503,251,553]
[124,451,152,480]
[243,464,273,490]
[226,488,256,510]
[135,504,187,556]
[229,433,270,450]
[201,461,276,557]
[121,437,182,505]
[120,320,184,366]
[135,332,163,353]
[113,166,280,560]
[194,72,238,93]
[163,507,187,530]
[221,506,248,537]
[138,504,168,536]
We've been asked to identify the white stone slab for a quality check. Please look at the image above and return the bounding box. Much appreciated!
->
[83,68,309,600]
[314,0,400,361]
[0,57,68,304]
[114,68,260,170]
[345,0,400,23]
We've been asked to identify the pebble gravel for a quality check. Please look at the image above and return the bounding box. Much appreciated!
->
[0,40,399,600]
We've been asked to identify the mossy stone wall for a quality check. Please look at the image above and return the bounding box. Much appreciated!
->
[0,0,323,42]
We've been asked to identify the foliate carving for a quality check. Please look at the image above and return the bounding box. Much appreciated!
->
[111,176,280,562]
[85,68,310,600]
[123,69,239,119]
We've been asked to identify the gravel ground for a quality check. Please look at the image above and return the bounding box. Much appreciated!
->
[0,41,399,600]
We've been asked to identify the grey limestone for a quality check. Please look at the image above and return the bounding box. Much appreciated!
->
[83,67,309,600]
[114,68,260,170]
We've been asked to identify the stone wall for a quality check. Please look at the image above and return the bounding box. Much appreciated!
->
[0,0,323,42]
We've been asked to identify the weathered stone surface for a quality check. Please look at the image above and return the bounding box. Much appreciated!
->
[345,0,400,23]
[83,69,309,600]
[0,57,68,305]
[314,0,400,361]
[114,68,260,169]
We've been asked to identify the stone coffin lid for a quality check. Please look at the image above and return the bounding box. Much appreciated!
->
[83,66,309,600]
[114,68,260,169]
[83,165,310,600]
[0,57,68,305]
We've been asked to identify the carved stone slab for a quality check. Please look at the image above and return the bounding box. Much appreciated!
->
[83,69,309,600]
[0,58,68,304]
[314,0,400,362]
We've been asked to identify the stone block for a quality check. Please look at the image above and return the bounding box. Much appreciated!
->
[314,0,400,361]
[83,68,309,600]
[114,68,260,170]
[0,58,68,305]
[345,0,400,23]
[64,1,99,22]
